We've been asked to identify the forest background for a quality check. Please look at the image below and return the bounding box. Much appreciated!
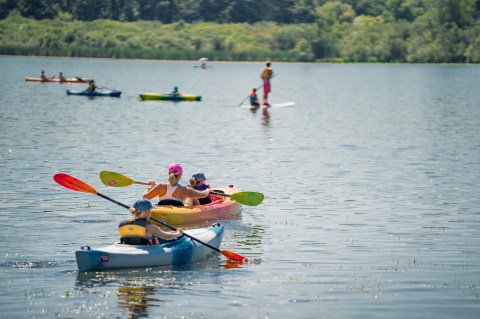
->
[1,0,479,63]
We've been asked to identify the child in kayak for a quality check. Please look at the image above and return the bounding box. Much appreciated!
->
[143,163,211,207]
[249,88,260,108]
[119,199,183,245]
[188,173,224,205]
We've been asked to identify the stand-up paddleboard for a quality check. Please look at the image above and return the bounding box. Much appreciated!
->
[241,102,295,109]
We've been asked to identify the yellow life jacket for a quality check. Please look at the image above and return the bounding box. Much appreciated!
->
[118,218,150,245]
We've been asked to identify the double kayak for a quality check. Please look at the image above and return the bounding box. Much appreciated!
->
[151,186,242,225]
[76,223,224,271]
[139,92,201,101]
[25,77,92,83]
[67,89,121,97]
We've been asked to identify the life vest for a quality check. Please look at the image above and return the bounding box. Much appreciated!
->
[118,218,150,245]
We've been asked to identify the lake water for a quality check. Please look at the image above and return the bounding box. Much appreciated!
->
[0,56,479,318]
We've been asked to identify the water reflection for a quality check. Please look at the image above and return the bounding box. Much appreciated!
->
[248,106,271,126]
[117,285,156,319]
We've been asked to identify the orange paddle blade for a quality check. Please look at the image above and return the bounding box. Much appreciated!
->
[53,173,98,194]
[221,250,247,262]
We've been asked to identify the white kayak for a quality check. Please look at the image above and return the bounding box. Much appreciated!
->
[75,223,224,271]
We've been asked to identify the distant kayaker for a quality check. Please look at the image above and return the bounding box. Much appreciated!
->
[171,86,180,95]
[86,80,97,92]
[260,61,273,106]
[188,172,224,205]
[40,70,47,81]
[249,88,260,108]
[118,199,183,245]
[143,163,212,207]
[58,72,66,82]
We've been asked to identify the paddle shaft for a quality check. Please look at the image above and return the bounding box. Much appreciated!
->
[211,191,231,198]
[96,192,223,254]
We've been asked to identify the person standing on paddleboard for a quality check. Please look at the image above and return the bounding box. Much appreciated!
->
[261,61,273,106]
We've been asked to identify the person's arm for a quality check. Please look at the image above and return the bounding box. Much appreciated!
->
[183,186,211,199]
[147,224,183,240]
[143,182,162,200]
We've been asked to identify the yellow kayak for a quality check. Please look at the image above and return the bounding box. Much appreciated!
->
[150,186,241,225]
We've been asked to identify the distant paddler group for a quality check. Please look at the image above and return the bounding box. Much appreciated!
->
[25,70,93,83]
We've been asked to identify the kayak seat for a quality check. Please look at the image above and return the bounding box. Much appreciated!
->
[158,199,184,207]
[120,237,151,245]
[198,197,212,205]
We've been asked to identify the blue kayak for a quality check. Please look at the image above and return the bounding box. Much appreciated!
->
[75,223,224,271]
[67,89,121,97]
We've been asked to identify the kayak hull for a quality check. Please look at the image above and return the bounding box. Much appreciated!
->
[25,77,92,83]
[75,224,224,271]
[150,186,242,225]
[139,93,201,101]
[67,89,121,97]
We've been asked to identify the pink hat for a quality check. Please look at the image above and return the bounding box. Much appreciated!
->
[168,163,183,175]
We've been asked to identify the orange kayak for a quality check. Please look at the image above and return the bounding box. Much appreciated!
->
[25,77,92,83]
[150,186,242,225]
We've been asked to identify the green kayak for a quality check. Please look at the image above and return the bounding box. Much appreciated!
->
[139,92,201,101]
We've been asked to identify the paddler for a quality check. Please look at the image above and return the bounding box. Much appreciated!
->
[260,61,273,106]
[118,199,183,245]
[143,163,212,207]
[58,72,66,82]
[249,88,260,108]
[86,80,97,92]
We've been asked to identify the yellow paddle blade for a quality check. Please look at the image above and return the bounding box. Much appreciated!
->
[99,171,135,187]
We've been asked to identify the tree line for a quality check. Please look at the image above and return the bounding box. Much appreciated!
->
[1,0,479,63]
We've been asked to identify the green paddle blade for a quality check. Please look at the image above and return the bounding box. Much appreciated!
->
[99,171,135,187]
[230,191,264,206]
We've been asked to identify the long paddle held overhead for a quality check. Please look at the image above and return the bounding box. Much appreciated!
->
[99,170,264,206]
[53,173,246,263]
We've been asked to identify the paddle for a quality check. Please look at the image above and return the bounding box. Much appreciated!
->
[53,173,246,263]
[238,74,276,106]
[99,170,264,206]
[75,77,91,83]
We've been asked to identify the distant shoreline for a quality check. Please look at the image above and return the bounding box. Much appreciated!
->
[2,54,479,66]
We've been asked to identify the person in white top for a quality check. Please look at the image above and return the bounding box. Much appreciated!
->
[142,163,211,206]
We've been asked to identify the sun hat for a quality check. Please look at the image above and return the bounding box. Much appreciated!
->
[192,172,207,181]
[168,163,183,175]
[192,173,207,181]
[133,199,154,212]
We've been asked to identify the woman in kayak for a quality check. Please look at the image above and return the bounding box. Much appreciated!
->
[143,163,211,206]
[119,199,183,245]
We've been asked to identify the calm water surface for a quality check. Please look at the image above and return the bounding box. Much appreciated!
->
[0,57,479,318]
